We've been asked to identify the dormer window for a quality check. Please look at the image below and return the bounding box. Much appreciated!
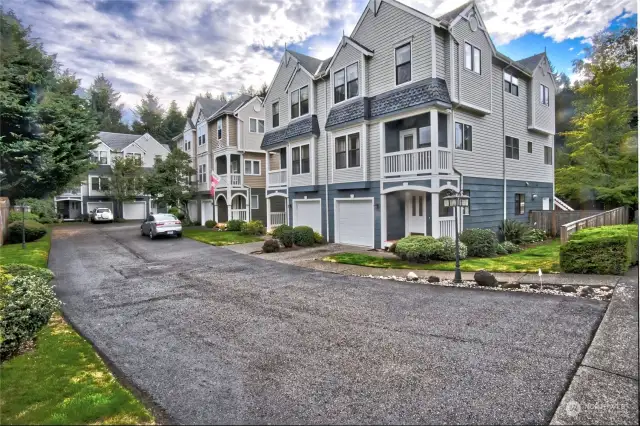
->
[395,43,411,85]
[334,63,359,104]
[464,42,481,74]
[272,101,280,128]
[291,85,309,119]
[98,151,108,165]
[540,84,550,106]
[504,72,519,96]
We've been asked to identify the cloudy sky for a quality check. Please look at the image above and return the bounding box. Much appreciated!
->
[6,0,637,122]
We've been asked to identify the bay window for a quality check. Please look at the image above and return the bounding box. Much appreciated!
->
[292,144,310,175]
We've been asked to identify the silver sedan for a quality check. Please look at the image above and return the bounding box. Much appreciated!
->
[141,213,183,239]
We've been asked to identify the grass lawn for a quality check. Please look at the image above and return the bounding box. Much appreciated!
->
[183,228,263,246]
[0,231,51,268]
[324,240,561,273]
[0,314,153,425]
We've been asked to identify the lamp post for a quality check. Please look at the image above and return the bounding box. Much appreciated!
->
[443,192,470,283]
[14,205,28,249]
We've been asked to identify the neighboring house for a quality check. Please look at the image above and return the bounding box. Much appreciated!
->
[179,95,267,224]
[54,132,170,220]
[260,0,556,248]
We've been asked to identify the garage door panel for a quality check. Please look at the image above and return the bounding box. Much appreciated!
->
[87,202,113,212]
[123,202,146,220]
[336,199,374,247]
[294,200,321,233]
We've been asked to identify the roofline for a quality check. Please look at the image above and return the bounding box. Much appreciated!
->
[262,54,285,106]
[350,0,441,39]
[233,95,262,115]
[445,1,474,27]
[495,53,533,77]
[119,134,150,153]
[322,36,374,76]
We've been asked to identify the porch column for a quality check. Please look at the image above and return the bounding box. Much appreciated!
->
[214,200,218,222]
[226,153,232,205]
[266,196,271,230]
[430,110,438,173]
[380,193,387,246]
[266,152,270,187]
[431,191,440,238]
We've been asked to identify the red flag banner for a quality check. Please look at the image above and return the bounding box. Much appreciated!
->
[210,173,220,196]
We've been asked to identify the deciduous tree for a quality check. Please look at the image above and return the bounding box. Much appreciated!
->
[101,156,144,219]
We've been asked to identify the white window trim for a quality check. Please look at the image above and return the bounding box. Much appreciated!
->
[394,39,413,88]
[291,142,311,176]
[251,194,259,209]
[505,136,520,160]
[544,145,553,165]
[454,121,473,152]
[290,85,310,120]
[332,61,360,106]
[333,130,362,170]
[244,159,261,175]
[217,119,222,139]
[540,84,550,107]
[271,101,280,128]
[249,118,265,134]
[464,41,481,75]
[399,128,418,151]
[503,72,519,96]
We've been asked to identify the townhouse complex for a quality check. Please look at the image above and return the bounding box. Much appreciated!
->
[54,132,170,220]
[179,0,556,249]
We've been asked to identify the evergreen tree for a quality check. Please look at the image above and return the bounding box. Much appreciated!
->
[0,10,98,201]
[163,100,185,139]
[256,82,268,98]
[216,92,228,102]
[185,99,195,119]
[88,73,130,133]
[131,91,167,141]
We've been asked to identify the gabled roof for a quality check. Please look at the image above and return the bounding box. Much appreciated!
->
[185,118,194,128]
[97,132,143,151]
[196,97,226,117]
[287,50,324,76]
[322,36,374,76]
[207,94,252,121]
[437,0,474,25]
[515,52,546,73]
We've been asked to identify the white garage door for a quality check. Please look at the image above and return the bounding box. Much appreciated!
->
[122,202,146,219]
[87,201,113,213]
[335,199,374,247]
[293,199,322,232]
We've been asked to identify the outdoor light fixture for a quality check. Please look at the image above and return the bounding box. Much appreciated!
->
[442,191,471,283]
[532,193,538,200]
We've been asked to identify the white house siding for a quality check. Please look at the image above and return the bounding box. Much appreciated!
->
[288,69,312,108]
[236,97,265,151]
[452,16,492,112]
[265,55,296,132]
[329,43,361,107]
[331,123,364,184]
[316,78,329,186]
[351,2,432,98]
[453,41,459,100]
[531,62,556,134]
[289,138,314,187]
[367,122,380,181]
[435,28,446,80]
[123,136,169,167]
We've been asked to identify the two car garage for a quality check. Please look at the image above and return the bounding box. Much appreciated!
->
[86,201,147,220]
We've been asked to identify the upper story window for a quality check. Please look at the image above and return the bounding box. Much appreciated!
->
[292,144,310,175]
[544,146,553,165]
[505,136,519,160]
[504,72,519,96]
[540,84,550,106]
[91,177,109,191]
[291,85,309,119]
[244,159,261,175]
[455,122,472,151]
[217,119,222,139]
[527,141,533,153]
[334,63,359,103]
[272,101,280,128]
[198,163,207,183]
[395,43,411,85]
[250,118,265,134]
[335,132,360,169]
[98,151,108,164]
[126,153,142,165]
[184,139,191,151]
[464,42,481,74]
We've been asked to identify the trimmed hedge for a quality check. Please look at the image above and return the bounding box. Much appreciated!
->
[436,236,468,261]
[395,236,442,263]
[241,220,265,235]
[226,219,244,232]
[293,226,314,247]
[272,224,293,240]
[280,230,295,248]
[7,220,47,244]
[204,220,217,228]
[460,228,498,258]
[8,211,39,223]
[560,224,639,275]
[262,239,280,253]
[313,232,326,244]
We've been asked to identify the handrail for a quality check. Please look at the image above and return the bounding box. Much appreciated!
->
[383,147,432,157]
[560,206,628,243]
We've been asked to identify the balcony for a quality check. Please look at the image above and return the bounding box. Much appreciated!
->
[56,187,82,198]
[383,148,451,177]
[267,169,287,188]
[218,173,242,188]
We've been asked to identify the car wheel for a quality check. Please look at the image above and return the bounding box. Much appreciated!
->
[177,232,182,238]
[149,231,154,240]
[141,228,145,236]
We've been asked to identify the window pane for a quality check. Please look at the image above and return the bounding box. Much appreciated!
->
[272,102,278,115]
[396,63,411,85]
[348,134,360,167]
[334,69,345,86]
[464,124,472,151]
[253,161,260,175]
[336,152,346,169]
[291,102,299,118]
[528,141,532,153]
[250,119,256,133]
[301,158,310,174]
[334,85,345,103]
[346,63,358,81]
[396,43,410,65]
[438,112,448,148]
[512,84,519,96]
[292,147,300,161]
[335,136,346,153]
[245,161,251,174]
[301,145,309,160]
[403,134,414,150]
[540,85,544,103]
[258,120,264,133]
[419,125,431,147]
[347,79,358,98]
[300,86,308,102]
[455,122,463,149]
[465,43,472,69]
[504,80,511,92]
[473,47,481,73]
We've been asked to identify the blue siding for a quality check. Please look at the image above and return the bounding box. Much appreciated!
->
[383,179,431,190]
[506,179,553,223]
[289,186,328,238]
[327,181,381,248]
[386,191,405,240]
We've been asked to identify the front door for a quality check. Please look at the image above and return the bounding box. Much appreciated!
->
[405,192,426,235]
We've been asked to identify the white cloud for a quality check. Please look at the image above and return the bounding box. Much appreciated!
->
[569,47,574,51]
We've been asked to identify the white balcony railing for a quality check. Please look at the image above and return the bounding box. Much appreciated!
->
[218,173,242,187]
[57,187,82,197]
[383,148,432,176]
[230,209,247,221]
[270,212,287,228]
[439,217,456,239]
[438,149,452,171]
[268,169,287,187]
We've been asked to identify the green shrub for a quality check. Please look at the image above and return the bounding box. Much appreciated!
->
[499,219,529,244]
[560,225,639,275]
[523,228,546,243]
[1,264,55,282]
[313,232,326,244]
[435,236,468,261]
[7,220,47,244]
[15,198,56,223]
[226,219,244,232]
[280,230,295,248]
[0,267,60,360]
[496,243,508,255]
[502,241,521,253]
[293,226,315,247]
[388,242,397,253]
[241,220,265,235]
[168,206,180,216]
[204,220,216,228]
[273,224,293,240]
[8,210,39,223]
[191,220,201,226]
[395,235,443,263]
[262,239,280,253]
[460,228,498,257]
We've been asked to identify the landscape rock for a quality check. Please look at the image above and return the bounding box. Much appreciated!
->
[406,272,419,281]
[501,282,521,289]
[561,285,577,293]
[543,285,556,290]
[579,287,594,297]
[529,283,541,289]
[474,270,498,287]
[600,286,611,291]
[427,276,440,283]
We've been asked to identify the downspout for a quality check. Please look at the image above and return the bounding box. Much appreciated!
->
[324,74,330,241]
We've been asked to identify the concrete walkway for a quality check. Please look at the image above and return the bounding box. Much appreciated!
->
[551,268,639,425]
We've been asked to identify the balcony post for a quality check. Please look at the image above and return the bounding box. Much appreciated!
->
[430,110,438,173]
[266,152,270,187]
[266,196,271,230]
[431,191,440,238]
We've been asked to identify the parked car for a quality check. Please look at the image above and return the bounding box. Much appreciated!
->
[91,208,113,223]
[141,213,182,239]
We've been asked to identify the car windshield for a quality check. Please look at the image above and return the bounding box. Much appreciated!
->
[96,208,111,213]
[153,214,178,221]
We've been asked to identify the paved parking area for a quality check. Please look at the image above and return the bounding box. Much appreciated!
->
[49,222,607,424]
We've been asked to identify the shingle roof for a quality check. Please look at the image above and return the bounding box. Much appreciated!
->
[326,98,368,129]
[98,132,142,151]
[369,78,451,118]
[196,97,226,117]
[261,128,288,148]
[515,52,546,73]
[345,36,373,55]
[261,115,320,149]
[208,94,252,120]
[437,1,474,25]
[287,50,324,75]
[186,118,194,128]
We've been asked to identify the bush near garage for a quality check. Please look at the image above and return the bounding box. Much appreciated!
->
[241,220,265,236]
[272,224,293,240]
[435,236,468,261]
[226,220,244,232]
[499,219,529,244]
[262,239,280,253]
[280,230,295,248]
[560,224,639,275]
[523,228,546,244]
[293,226,315,247]
[460,228,499,258]
[204,220,216,228]
[8,210,39,223]
[7,220,47,244]
[496,243,508,255]
[502,241,521,254]
[394,236,443,263]
[0,265,60,361]
[313,232,326,244]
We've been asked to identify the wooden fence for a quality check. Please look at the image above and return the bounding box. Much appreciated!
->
[529,210,603,237]
[559,207,629,243]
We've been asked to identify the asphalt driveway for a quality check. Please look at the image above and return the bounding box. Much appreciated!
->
[49,223,607,424]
